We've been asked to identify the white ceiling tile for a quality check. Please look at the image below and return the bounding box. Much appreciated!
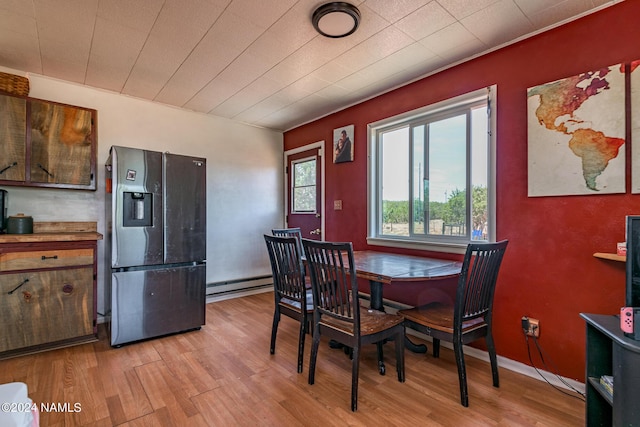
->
[154,11,263,106]
[0,0,35,15]
[365,0,430,23]
[266,0,321,48]
[437,0,501,20]
[0,6,36,36]
[395,1,457,40]
[40,54,86,83]
[85,17,148,91]
[0,29,42,72]
[334,25,415,76]
[461,0,535,45]
[122,0,226,99]
[517,0,599,28]
[34,0,98,44]
[184,52,273,112]
[225,0,297,30]
[419,22,485,59]
[96,0,164,31]
[311,60,356,83]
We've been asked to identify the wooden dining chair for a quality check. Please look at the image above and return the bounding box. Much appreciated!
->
[264,234,314,373]
[398,240,508,407]
[302,239,405,412]
[271,227,303,254]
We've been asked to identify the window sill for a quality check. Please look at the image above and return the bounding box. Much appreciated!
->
[366,237,468,254]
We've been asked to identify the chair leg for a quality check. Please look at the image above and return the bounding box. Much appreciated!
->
[270,309,280,355]
[308,324,321,385]
[395,331,405,383]
[376,342,385,375]
[432,338,440,358]
[351,345,360,412]
[486,331,500,388]
[297,320,306,374]
[453,340,469,407]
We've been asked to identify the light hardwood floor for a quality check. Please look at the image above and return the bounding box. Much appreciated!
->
[0,292,585,426]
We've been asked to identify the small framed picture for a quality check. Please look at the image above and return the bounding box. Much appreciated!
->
[333,125,354,163]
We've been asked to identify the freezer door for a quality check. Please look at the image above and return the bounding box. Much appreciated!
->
[111,146,164,268]
[109,264,205,346]
[163,153,206,264]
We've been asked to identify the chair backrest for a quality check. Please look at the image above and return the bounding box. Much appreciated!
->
[272,227,304,255]
[302,239,359,333]
[264,234,307,305]
[455,240,508,326]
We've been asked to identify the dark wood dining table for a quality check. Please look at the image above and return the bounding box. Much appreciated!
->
[350,250,463,310]
[348,250,463,353]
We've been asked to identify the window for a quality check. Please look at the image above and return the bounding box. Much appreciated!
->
[367,87,496,253]
[291,157,316,212]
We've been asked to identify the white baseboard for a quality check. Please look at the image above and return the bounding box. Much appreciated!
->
[206,284,272,303]
[405,329,585,395]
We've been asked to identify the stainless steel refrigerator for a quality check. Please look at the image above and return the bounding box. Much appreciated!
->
[104,146,206,346]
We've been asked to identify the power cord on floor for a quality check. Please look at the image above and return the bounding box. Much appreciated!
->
[522,329,586,401]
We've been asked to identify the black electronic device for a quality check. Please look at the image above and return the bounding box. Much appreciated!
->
[624,216,640,307]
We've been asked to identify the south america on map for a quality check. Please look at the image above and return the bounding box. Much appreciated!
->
[527,64,625,196]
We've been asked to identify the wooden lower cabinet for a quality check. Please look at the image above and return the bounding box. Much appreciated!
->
[0,267,94,352]
[0,227,101,359]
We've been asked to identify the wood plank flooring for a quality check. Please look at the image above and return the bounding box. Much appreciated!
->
[0,292,585,426]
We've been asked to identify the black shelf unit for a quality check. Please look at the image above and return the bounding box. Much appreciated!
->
[581,313,640,426]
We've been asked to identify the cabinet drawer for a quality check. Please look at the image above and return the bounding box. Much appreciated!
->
[0,268,93,352]
[0,248,93,272]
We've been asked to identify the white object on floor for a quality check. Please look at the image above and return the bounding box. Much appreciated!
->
[0,382,37,427]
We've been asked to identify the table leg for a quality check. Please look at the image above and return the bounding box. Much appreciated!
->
[369,280,427,354]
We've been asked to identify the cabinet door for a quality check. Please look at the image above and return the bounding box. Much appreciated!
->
[0,94,26,181]
[30,99,94,187]
[0,267,94,352]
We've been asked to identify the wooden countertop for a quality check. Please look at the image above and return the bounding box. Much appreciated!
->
[0,221,103,243]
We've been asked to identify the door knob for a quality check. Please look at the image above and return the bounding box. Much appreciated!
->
[310,228,321,235]
[315,213,321,218]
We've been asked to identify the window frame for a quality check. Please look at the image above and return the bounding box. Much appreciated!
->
[367,86,497,254]
[290,155,318,214]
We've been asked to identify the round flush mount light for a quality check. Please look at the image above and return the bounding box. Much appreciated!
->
[312,2,361,38]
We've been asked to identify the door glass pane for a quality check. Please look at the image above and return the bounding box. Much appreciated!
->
[381,127,409,236]
[292,158,316,212]
[427,114,467,237]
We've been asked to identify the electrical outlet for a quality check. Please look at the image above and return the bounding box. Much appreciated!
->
[521,316,540,337]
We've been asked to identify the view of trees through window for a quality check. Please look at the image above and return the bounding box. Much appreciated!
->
[378,102,489,241]
[382,185,487,239]
[292,157,316,212]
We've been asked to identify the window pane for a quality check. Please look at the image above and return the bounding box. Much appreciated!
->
[294,159,315,186]
[368,87,494,249]
[381,127,409,236]
[412,125,425,234]
[471,106,488,240]
[292,158,316,212]
[427,114,467,237]
[293,187,315,211]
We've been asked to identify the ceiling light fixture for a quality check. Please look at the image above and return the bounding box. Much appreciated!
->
[312,2,361,38]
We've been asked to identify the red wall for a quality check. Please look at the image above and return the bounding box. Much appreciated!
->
[284,2,637,381]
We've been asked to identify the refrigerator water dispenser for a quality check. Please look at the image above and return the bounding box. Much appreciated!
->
[123,192,153,227]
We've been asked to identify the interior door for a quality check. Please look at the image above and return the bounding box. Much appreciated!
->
[286,145,323,241]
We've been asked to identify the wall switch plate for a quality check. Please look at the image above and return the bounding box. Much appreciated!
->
[334,200,342,210]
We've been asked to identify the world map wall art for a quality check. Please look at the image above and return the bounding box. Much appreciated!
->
[527,64,625,197]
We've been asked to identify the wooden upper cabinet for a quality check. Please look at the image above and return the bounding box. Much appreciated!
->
[0,94,26,182]
[0,92,97,190]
